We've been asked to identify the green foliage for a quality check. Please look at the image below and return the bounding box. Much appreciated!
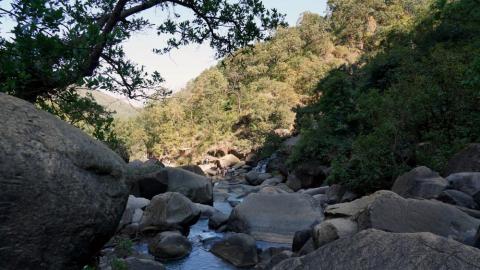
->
[116,13,355,163]
[293,0,480,194]
[0,0,285,102]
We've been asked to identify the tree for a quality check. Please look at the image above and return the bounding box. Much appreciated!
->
[0,0,285,103]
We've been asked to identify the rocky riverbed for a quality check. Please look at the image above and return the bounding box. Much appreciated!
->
[3,93,480,270]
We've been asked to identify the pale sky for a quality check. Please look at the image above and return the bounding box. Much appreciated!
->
[0,1,328,92]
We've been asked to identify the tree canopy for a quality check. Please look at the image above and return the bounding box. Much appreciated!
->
[0,0,285,103]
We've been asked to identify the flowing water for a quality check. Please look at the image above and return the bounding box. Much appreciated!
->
[133,182,289,270]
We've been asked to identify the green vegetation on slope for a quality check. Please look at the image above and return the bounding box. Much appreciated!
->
[115,12,358,162]
[292,0,480,193]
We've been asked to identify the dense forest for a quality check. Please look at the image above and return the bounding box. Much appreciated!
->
[113,0,480,193]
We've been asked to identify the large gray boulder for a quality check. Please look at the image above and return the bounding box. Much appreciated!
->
[228,193,324,243]
[325,190,480,245]
[392,166,447,199]
[210,233,258,268]
[444,143,480,175]
[140,192,200,232]
[0,93,129,269]
[273,229,480,270]
[131,167,213,204]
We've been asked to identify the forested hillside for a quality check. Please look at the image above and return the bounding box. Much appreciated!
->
[115,11,359,162]
[116,0,479,193]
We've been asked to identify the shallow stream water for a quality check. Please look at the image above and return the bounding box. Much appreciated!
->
[134,185,289,270]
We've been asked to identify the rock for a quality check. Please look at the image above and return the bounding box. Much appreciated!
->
[259,186,289,194]
[228,193,324,243]
[123,257,166,270]
[444,143,480,175]
[289,161,329,190]
[140,192,201,232]
[127,195,151,210]
[198,164,218,176]
[261,177,284,186]
[0,93,129,269]
[217,154,241,168]
[303,186,329,196]
[208,211,230,229]
[298,238,315,256]
[148,231,192,261]
[313,194,329,207]
[340,191,358,202]
[247,173,274,186]
[132,208,144,224]
[447,173,480,204]
[392,166,447,199]
[312,218,358,248]
[261,251,294,270]
[272,229,480,270]
[245,171,260,185]
[232,161,246,170]
[132,167,213,204]
[325,184,346,204]
[438,189,478,209]
[292,229,312,253]
[257,248,291,270]
[195,203,218,219]
[326,190,480,245]
[266,153,289,176]
[285,173,302,191]
[210,233,259,268]
[179,164,206,176]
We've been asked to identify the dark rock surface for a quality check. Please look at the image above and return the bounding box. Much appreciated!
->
[273,229,480,270]
[0,93,129,269]
[391,166,447,199]
[210,233,259,268]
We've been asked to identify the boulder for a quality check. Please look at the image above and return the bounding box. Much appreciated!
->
[228,193,324,243]
[325,184,346,204]
[281,135,301,154]
[444,143,480,175]
[292,229,312,253]
[260,177,284,187]
[302,186,329,196]
[325,190,480,245]
[0,93,129,269]
[288,161,329,190]
[312,218,358,248]
[392,166,447,199]
[339,190,358,203]
[179,164,206,176]
[210,233,258,268]
[273,229,480,270]
[148,231,192,261]
[119,196,150,230]
[438,190,478,209]
[266,153,289,176]
[245,171,260,185]
[123,257,166,270]
[285,173,302,191]
[217,154,241,168]
[257,248,292,270]
[208,211,230,229]
[132,167,213,204]
[447,173,480,204]
[194,203,218,219]
[140,192,201,232]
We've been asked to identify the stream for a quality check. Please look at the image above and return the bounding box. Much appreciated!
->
[133,174,289,270]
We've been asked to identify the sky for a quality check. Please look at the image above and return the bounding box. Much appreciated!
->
[0,0,328,92]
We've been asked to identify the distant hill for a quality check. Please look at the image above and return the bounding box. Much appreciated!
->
[77,88,140,119]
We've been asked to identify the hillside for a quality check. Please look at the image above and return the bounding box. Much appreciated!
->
[77,88,139,119]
